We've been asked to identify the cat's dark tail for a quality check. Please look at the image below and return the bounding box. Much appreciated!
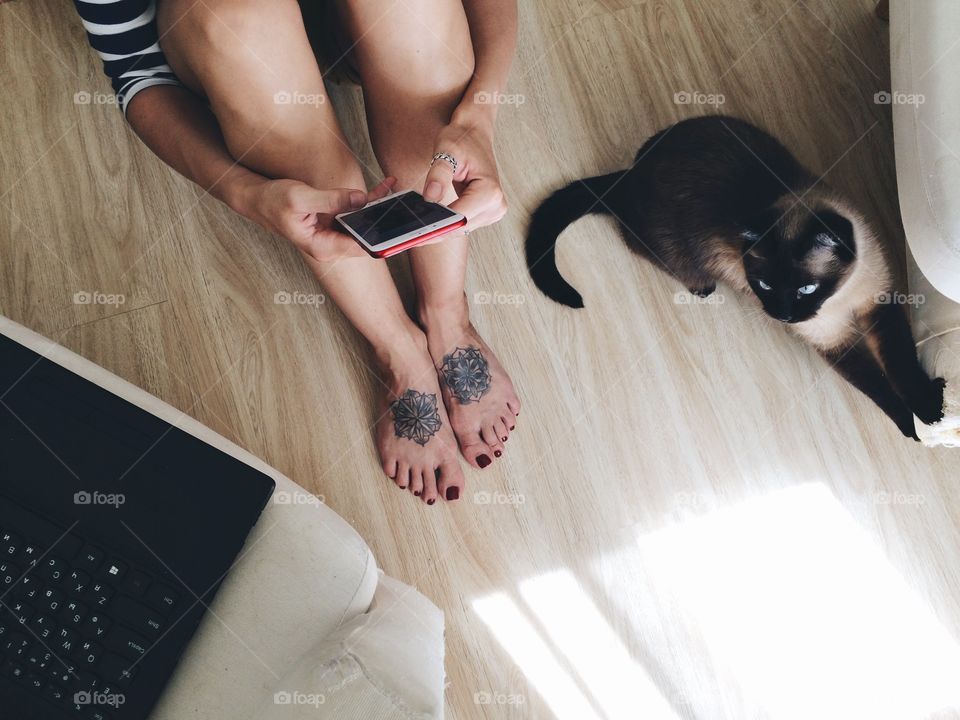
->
[525,172,621,308]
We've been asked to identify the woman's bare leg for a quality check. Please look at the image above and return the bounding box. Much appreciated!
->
[340,0,521,473]
[157,0,464,503]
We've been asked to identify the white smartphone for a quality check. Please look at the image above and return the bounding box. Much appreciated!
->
[336,190,467,258]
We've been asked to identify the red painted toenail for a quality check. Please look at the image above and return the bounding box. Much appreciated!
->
[427,498,435,505]
[477,454,491,468]
[510,426,515,431]
[399,485,406,490]
[502,436,508,442]
[494,450,502,458]
[414,490,421,496]
[446,487,460,501]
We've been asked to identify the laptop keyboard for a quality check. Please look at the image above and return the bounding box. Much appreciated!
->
[0,503,179,719]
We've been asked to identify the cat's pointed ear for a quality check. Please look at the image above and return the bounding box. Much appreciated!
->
[812,210,855,261]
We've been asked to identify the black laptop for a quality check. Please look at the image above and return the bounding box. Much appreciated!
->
[0,330,275,719]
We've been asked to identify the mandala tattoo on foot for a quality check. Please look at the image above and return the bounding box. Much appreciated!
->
[390,389,442,446]
[438,346,492,404]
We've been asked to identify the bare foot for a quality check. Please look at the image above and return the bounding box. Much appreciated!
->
[421,310,521,469]
[374,334,464,504]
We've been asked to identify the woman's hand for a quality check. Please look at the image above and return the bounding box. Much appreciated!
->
[239,177,396,262]
[422,117,507,232]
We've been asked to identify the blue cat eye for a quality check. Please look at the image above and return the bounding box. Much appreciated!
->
[757,280,772,291]
[797,284,818,297]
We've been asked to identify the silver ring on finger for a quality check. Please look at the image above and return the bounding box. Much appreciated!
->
[431,152,458,174]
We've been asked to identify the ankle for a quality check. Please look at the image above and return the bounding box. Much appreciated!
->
[371,324,429,371]
[417,294,470,335]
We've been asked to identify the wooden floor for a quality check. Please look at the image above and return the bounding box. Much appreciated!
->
[4,1,960,718]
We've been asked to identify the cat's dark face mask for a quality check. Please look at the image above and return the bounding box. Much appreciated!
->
[740,210,856,324]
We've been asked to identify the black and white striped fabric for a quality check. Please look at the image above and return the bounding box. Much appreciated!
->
[74,0,184,115]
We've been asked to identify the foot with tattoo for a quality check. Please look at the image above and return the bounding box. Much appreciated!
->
[375,333,465,504]
[420,303,521,469]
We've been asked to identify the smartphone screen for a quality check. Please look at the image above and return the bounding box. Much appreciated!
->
[340,192,458,247]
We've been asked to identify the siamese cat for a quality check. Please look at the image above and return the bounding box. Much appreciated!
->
[526,115,944,439]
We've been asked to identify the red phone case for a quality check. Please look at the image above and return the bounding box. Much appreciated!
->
[367,218,468,259]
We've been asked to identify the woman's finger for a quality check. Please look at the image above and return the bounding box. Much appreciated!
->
[423,151,458,203]
[300,187,367,215]
[449,177,506,228]
[368,176,397,202]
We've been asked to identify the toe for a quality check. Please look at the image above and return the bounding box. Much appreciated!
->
[382,458,398,480]
[436,461,464,503]
[409,469,424,497]
[493,418,509,444]
[501,413,516,432]
[481,425,505,457]
[421,466,439,505]
[395,463,410,490]
[458,428,495,469]
[507,395,521,417]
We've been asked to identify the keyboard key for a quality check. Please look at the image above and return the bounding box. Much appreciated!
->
[41,588,65,614]
[25,671,44,691]
[98,560,127,583]
[61,599,88,627]
[97,653,136,686]
[75,545,104,574]
[15,573,41,601]
[39,557,68,585]
[48,661,77,686]
[0,560,19,587]
[145,584,179,614]
[18,543,40,567]
[80,612,110,640]
[69,569,91,597]
[30,614,58,641]
[77,640,102,667]
[2,631,29,656]
[85,582,114,609]
[1,531,20,558]
[10,599,33,625]
[110,595,163,637]
[105,625,149,660]
[44,682,66,704]
[2,660,26,681]
[56,627,80,654]
[120,570,150,597]
[25,646,54,671]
